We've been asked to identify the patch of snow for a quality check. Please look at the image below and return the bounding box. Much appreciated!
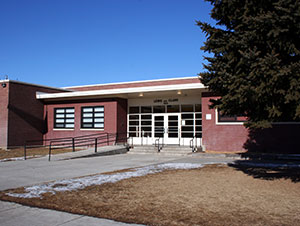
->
[0,156,41,162]
[0,157,25,162]
[6,163,215,199]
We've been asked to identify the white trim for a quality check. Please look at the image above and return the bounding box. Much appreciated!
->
[53,128,75,131]
[215,109,244,125]
[37,83,205,100]
[62,76,199,89]
[80,129,104,131]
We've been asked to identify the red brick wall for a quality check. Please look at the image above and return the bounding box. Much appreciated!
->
[0,82,9,148]
[116,98,127,142]
[69,78,200,91]
[44,99,127,144]
[7,82,66,148]
[201,93,249,152]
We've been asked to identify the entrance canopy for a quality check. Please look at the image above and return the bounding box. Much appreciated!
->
[36,77,205,101]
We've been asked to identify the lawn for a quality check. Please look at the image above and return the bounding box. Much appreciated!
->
[0,147,78,161]
[1,164,299,226]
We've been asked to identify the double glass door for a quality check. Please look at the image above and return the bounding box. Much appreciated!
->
[153,114,179,144]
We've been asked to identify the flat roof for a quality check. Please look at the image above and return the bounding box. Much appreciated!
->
[62,76,199,89]
[37,82,205,100]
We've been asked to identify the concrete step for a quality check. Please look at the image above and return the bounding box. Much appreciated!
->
[128,145,196,155]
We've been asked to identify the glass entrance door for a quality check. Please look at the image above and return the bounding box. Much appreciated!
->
[153,114,180,145]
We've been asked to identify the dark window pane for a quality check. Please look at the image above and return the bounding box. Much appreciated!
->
[183,120,194,126]
[141,127,152,131]
[154,116,164,121]
[153,106,165,113]
[167,105,179,113]
[141,121,152,126]
[141,106,152,113]
[196,132,202,138]
[195,104,202,112]
[182,126,194,132]
[129,115,139,120]
[196,126,202,131]
[168,115,178,121]
[182,114,194,119]
[129,132,138,137]
[129,121,139,126]
[181,105,194,112]
[196,120,202,126]
[196,113,202,119]
[141,115,151,119]
[129,127,138,131]
[168,121,178,127]
[155,122,164,127]
[129,106,139,114]
[168,127,178,132]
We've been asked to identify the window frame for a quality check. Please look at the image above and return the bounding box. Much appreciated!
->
[215,109,246,125]
[81,106,105,129]
[54,107,75,129]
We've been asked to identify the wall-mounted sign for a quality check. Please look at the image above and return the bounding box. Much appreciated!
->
[154,98,178,105]
[206,114,212,120]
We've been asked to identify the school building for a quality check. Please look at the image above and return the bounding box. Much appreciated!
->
[0,77,299,153]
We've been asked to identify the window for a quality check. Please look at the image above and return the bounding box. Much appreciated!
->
[217,110,246,123]
[81,106,104,129]
[181,105,194,112]
[153,105,165,113]
[54,108,75,129]
[141,106,152,113]
[167,105,179,113]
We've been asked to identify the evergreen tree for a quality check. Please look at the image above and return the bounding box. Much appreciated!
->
[198,0,300,128]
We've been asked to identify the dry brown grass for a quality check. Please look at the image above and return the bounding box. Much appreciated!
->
[0,147,78,160]
[1,165,300,226]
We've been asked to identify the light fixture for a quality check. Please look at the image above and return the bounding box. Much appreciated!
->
[177,90,182,95]
[139,93,144,97]
[1,83,6,88]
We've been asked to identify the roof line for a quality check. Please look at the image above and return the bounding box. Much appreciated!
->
[38,83,205,100]
[0,79,70,92]
[62,76,199,89]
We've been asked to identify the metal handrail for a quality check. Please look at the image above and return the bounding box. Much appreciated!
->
[155,137,164,152]
[25,131,132,161]
[47,132,120,161]
[190,136,196,152]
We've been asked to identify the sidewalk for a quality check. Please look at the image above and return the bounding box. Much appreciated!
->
[0,201,143,226]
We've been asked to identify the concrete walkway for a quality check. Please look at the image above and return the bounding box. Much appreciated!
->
[0,201,143,226]
[0,149,236,226]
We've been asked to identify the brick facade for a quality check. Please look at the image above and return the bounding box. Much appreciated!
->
[201,93,249,152]
[44,98,127,144]
[0,81,66,148]
[1,78,299,153]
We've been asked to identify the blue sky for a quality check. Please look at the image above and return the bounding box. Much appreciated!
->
[0,0,214,87]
